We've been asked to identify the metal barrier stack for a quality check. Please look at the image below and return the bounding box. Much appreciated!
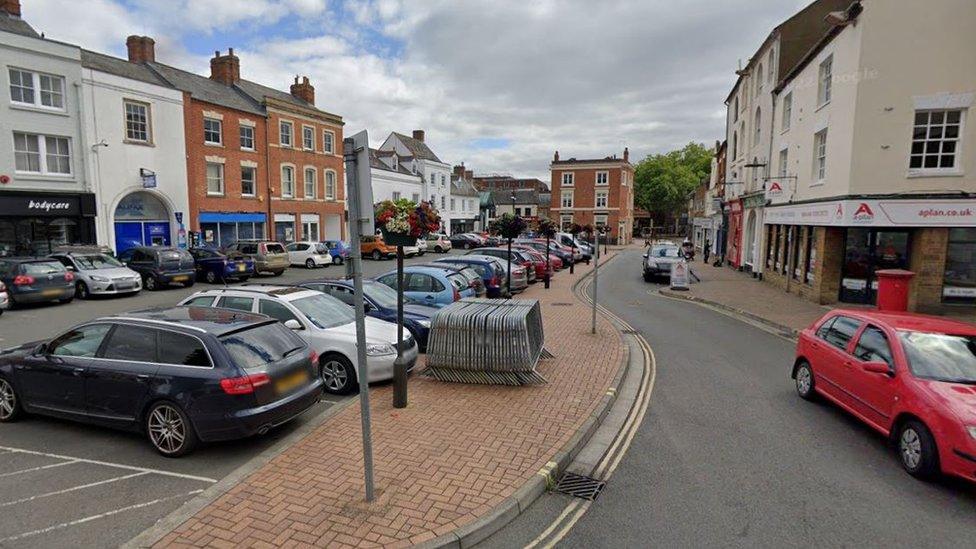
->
[424,298,548,385]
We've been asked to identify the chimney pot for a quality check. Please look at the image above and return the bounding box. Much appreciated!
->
[1,0,21,17]
[290,75,315,105]
[553,150,560,162]
[210,48,241,85]
[623,147,629,162]
[412,130,425,142]
[126,35,156,64]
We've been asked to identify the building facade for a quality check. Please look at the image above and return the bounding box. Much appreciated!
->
[449,164,480,233]
[762,0,976,311]
[378,130,452,233]
[369,147,424,205]
[549,148,634,243]
[0,2,94,256]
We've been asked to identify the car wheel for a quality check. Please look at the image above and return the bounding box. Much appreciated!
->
[434,246,443,253]
[305,258,316,269]
[205,270,218,284]
[146,401,199,458]
[898,420,940,479]
[272,270,284,277]
[0,376,24,422]
[794,361,816,401]
[372,250,381,261]
[143,275,157,291]
[320,354,357,395]
[464,242,471,250]
[75,281,91,299]
[334,256,344,266]
[643,272,652,282]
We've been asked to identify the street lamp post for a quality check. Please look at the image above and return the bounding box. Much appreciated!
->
[506,192,516,298]
[393,243,407,408]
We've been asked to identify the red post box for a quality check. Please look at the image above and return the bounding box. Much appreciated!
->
[875,269,915,312]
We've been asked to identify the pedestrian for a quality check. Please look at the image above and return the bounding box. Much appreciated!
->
[703,239,711,264]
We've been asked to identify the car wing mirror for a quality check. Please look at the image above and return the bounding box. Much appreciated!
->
[862,361,893,376]
[363,301,373,312]
[642,253,648,258]
[32,343,47,355]
[283,319,303,330]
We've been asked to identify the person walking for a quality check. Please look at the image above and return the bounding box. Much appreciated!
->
[703,239,711,264]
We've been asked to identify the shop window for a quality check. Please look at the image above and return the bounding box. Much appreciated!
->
[765,225,775,269]
[791,227,802,281]
[944,228,976,304]
[804,227,816,284]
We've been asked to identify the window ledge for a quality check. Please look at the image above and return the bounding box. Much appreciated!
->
[241,194,257,199]
[906,170,964,179]
[809,180,825,187]
[204,142,224,148]
[206,192,225,197]
[11,172,76,181]
[241,147,256,153]
[9,103,69,116]
[780,127,790,135]
[123,139,155,147]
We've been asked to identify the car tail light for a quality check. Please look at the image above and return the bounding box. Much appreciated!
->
[310,350,319,366]
[489,276,499,287]
[453,287,461,301]
[64,271,74,282]
[13,275,34,286]
[220,373,271,395]
[259,243,267,253]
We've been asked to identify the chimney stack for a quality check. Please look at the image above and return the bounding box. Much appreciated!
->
[290,75,315,105]
[412,129,425,142]
[0,0,21,17]
[553,150,560,162]
[623,147,629,162]
[210,48,240,85]
[453,164,465,177]
[126,35,156,63]
[465,170,473,180]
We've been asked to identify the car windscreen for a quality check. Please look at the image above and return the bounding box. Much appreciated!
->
[315,243,330,254]
[291,294,356,329]
[22,261,65,275]
[900,331,976,384]
[220,323,306,371]
[362,281,398,309]
[74,254,124,270]
[651,246,680,258]
[265,243,286,254]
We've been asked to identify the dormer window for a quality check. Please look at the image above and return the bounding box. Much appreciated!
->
[391,154,398,170]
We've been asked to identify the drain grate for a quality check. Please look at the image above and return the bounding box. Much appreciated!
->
[553,473,606,501]
[551,302,574,307]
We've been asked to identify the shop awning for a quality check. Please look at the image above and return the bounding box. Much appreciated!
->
[199,212,267,223]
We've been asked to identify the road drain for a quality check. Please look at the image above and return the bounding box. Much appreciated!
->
[553,472,606,501]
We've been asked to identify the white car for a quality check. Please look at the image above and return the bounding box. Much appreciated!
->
[416,239,428,255]
[178,286,418,394]
[0,280,8,316]
[285,241,333,269]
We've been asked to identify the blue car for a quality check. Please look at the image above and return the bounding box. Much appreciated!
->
[298,278,438,351]
[321,240,350,265]
[430,256,504,298]
[189,247,255,284]
[375,265,475,308]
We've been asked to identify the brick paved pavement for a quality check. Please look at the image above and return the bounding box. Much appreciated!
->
[153,253,626,548]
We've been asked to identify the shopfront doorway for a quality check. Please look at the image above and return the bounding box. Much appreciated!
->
[113,192,171,254]
[840,228,911,304]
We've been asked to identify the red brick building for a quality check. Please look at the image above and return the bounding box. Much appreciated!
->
[550,149,635,242]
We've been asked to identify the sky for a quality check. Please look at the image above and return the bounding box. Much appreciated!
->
[24,0,813,180]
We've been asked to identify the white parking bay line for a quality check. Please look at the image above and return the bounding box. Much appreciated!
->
[0,472,150,508]
[0,489,204,543]
[0,446,218,484]
[0,460,79,478]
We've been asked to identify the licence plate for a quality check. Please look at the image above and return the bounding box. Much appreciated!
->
[275,370,309,394]
[237,264,245,272]
[172,275,189,282]
[42,288,62,297]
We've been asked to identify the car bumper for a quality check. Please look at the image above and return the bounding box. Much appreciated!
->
[194,378,323,442]
[0,291,9,310]
[158,271,196,285]
[10,286,74,303]
[944,447,976,482]
[309,256,332,266]
[365,344,419,382]
[256,261,289,273]
[222,266,255,279]
[87,279,142,294]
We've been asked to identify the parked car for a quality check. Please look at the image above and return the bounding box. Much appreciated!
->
[361,235,397,260]
[465,248,537,283]
[285,241,333,269]
[466,254,528,294]
[376,265,476,308]
[322,240,350,265]
[224,240,289,276]
[50,249,142,299]
[642,244,682,281]
[299,279,437,352]
[450,233,482,250]
[432,256,505,298]
[0,307,322,457]
[511,245,554,281]
[793,309,976,482]
[516,239,573,267]
[0,257,75,306]
[0,280,8,315]
[426,233,452,253]
[188,247,255,284]
[179,286,417,395]
[417,263,486,297]
[117,246,195,291]
[555,232,593,262]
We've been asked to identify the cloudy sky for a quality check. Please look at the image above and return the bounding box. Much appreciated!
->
[25,0,811,179]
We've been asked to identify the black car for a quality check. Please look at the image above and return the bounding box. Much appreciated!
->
[0,307,322,457]
[118,246,196,291]
[643,244,682,281]
[0,257,75,307]
[449,233,482,250]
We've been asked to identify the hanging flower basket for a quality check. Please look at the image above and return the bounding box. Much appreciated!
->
[568,222,583,236]
[534,217,558,239]
[375,198,441,246]
[489,212,527,240]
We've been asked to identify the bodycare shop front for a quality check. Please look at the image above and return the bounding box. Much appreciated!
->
[0,191,96,257]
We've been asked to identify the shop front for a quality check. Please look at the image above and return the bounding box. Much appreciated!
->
[113,191,175,254]
[725,199,743,268]
[274,213,296,244]
[199,212,267,248]
[0,191,96,257]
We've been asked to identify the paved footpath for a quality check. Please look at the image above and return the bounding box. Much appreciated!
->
[146,253,626,548]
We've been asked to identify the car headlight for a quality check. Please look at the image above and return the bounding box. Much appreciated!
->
[90,275,109,282]
[366,343,396,356]
[417,319,431,328]
[967,426,976,440]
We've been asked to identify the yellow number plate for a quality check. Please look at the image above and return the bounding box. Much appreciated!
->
[172,275,188,282]
[275,370,309,394]
[237,264,246,272]
[42,288,62,297]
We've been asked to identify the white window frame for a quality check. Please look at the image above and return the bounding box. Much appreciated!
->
[594,213,609,227]
[561,172,574,187]
[206,162,224,195]
[560,214,573,231]
[239,124,255,151]
[753,107,762,145]
[440,195,446,210]
[123,99,151,143]
[323,130,334,153]
[778,148,788,178]
[813,129,828,183]
[817,55,833,107]
[595,171,609,186]
[13,132,72,176]
[302,125,315,151]
[595,189,609,208]
[324,170,337,199]
[560,189,574,208]
[8,68,65,111]
[450,198,456,211]
[241,165,256,197]
[781,92,792,132]
[909,109,965,175]
[281,165,295,198]
[279,120,293,147]
[203,117,222,145]
[392,191,401,201]
[304,166,317,199]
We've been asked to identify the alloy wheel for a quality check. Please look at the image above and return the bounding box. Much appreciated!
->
[0,379,16,420]
[76,282,89,299]
[900,428,922,470]
[796,366,812,395]
[148,404,187,455]
[321,360,348,392]
[306,258,316,269]
[206,270,217,284]
[144,275,157,291]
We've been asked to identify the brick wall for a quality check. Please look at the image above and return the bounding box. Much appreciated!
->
[550,162,634,240]
[908,228,948,312]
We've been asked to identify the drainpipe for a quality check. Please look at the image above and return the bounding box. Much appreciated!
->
[264,112,273,240]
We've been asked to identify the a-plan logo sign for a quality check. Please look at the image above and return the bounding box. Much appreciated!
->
[766,181,784,197]
[852,202,875,223]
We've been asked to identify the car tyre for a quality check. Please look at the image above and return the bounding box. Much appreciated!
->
[372,250,382,261]
[434,246,443,253]
[643,271,653,282]
[898,420,940,480]
[464,242,471,250]
[272,270,284,277]
[76,281,91,299]
[320,354,357,395]
[333,256,344,266]
[146,401,198,458]
[205,270,218,284]
[143,274,158,291]
[0,376,24,422]
[305,258,316,269]
[794,361,816,401]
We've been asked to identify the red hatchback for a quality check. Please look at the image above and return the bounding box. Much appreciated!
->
[793,309,976,482]
[512,245,553,280]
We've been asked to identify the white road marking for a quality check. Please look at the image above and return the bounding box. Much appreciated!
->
[0,472,150,508]
[0,446,218,483]
[0,489,204,543]
[0,460,79,478]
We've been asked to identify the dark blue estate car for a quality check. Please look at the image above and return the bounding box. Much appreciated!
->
[189,247,256,284]
[0,307,322,457]
[298,278,437,351]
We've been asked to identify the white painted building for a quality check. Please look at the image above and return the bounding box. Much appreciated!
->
[368,147,423,203]
[449,164,480,233]
[80,49,189,253]
[378,130,453,233]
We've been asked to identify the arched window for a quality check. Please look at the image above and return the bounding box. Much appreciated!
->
[733,96,739,122]
[731,131,738,159]
[756,64,764,95]
[754,108,762,145]
[767,51,775,83]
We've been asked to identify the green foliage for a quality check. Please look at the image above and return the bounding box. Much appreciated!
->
[634,142,712,215]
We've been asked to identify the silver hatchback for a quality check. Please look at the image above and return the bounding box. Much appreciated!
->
[50,252,142,299]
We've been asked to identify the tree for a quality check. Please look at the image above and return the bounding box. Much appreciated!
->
[634,142,712,215]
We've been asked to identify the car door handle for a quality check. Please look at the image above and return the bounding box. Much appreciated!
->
[843,361,853,368]
[72,367,85,376]
[136,374,151,382]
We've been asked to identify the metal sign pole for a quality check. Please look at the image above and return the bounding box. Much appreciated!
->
[393,245,407,407]
[343,132,375,502]
[544,234,551,289]
[591,230,599,335]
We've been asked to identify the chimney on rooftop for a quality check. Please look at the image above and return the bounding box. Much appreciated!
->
[412,130,425,142]
[465,170,473,180]
[553,150,559,162]
[210,48,240,85]
[290,75,315,105]
[126,35,156,63]
[0,0,21,17]
[623,147,629,162]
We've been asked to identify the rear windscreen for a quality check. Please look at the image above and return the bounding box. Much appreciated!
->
[447,273,467,291]
[22,261,65,274]
[265,243,286,254]
[219,323,306,371]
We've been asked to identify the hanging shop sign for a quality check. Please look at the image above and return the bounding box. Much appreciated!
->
[765,198,976,227]
[0,193,82,216]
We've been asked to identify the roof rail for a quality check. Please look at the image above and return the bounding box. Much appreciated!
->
[100,315,208,333]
